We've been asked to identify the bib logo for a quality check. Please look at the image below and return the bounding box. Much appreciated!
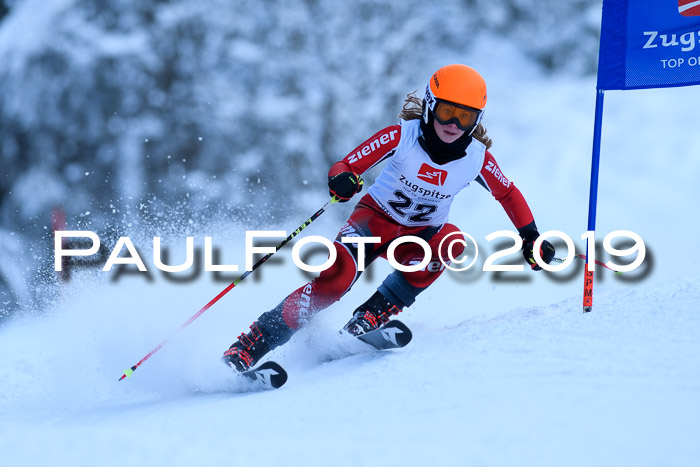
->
[679,0,700,16]
[417,163,448,186]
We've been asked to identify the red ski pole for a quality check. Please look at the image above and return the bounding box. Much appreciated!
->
[118,197,338,381]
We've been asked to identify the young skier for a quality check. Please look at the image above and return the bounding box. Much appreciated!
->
[222,64,555,372]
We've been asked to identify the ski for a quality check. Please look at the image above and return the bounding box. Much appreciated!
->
[237,360,288,390]
[225,321,411,391]
[355,319,413,350]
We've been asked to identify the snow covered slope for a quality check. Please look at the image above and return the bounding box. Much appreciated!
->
[1,273,699,467]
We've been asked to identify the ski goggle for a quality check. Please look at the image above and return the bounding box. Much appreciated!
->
[432,100,483,132]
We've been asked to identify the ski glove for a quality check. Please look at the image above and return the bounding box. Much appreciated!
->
[328,172,363,202]
[522,239,556,271]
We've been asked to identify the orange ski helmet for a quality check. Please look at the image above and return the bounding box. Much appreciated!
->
[423,64,487,135]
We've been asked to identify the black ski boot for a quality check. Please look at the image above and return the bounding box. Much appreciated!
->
[222,322,272,372]
[222,306,296,372]
[343,291,403,336]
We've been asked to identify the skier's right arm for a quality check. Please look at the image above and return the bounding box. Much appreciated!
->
[328,125,401,202]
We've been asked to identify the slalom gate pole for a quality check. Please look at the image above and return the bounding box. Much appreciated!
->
[118,197,339,381]
[583,89,606,313]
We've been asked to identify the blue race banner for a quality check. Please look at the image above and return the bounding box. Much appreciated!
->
[597,0,700,90]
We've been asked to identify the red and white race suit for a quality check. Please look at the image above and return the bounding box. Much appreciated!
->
[279,119,536,329]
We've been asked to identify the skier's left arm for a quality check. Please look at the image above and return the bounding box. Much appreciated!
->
[475,150,555,270]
